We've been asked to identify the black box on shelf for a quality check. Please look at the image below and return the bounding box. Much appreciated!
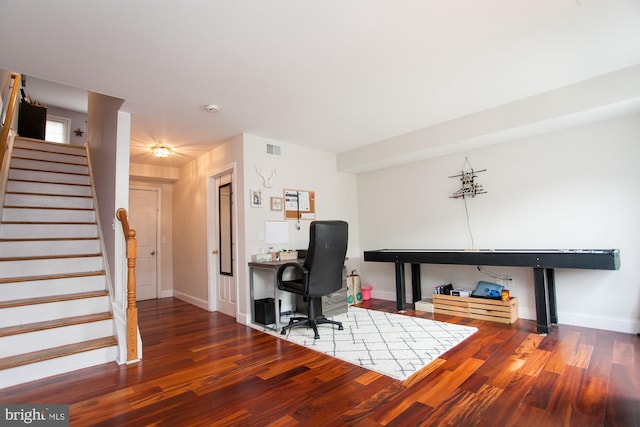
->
[18,101,47,140]
[254,298,275,325]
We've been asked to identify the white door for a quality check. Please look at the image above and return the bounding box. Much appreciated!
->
[212,172,237,317]
[130,188,159,301]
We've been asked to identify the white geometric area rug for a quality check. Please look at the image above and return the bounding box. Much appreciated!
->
[264,307,477,381]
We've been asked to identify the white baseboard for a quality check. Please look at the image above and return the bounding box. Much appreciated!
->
[172,291,208,311]
[158,290,173,298]
[555,311,640,334]
[380,292,639,334]
[237,312,249,326]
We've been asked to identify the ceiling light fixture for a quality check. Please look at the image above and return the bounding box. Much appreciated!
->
[204,104,219,113]
[152,145,170,158]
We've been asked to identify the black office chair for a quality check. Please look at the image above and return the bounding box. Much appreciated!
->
[276,220,348,339]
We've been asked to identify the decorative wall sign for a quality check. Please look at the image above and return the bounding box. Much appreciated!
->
[449,157,486,199]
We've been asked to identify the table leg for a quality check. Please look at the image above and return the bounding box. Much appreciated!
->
[533,267,551,334]
[546,268,558,324]
[272,270,280,329]
[395,261,406,312]
[411,263,422,303]
[249,267,256,325]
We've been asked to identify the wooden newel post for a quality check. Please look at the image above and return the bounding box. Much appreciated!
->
[126,228,138,361]
[116,208,139,362]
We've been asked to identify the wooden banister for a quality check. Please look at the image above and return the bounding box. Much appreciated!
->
[0,73,21,167]
[116,208,138,361]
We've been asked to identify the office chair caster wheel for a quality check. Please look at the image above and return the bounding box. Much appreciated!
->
[280,328,287,335]
[338,325,344,330]
[288,319,295,325]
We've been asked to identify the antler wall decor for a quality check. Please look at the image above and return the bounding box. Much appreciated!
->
[256,166,278,188]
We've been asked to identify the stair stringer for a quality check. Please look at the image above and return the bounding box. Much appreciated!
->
[84,141,142,364]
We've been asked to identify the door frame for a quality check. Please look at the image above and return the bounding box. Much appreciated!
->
[206,163,238,315]
[129,185,162,300]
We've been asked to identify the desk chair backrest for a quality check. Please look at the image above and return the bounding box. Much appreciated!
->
[303,220,348,298]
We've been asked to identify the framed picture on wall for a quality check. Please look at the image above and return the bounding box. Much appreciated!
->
[250,189,263,207]
[270,197,282,211]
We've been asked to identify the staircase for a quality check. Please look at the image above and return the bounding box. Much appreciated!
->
[0,137,118,389]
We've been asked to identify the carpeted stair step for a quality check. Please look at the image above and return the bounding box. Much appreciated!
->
[3,192,93,209]
[11,146,88,166]
[0,312,112,338]
[0,290,109,311]
[6,179,92,197]
[1,206,95,223]
[8,158,88,175]
[0,336,117,371]
[0,221,98,239]
[0,272,107,302]
[8,167,90,185]
[13,138,87,157]
[0,254,103,278]
[0,288,110,328]
[0,237,100,257]
[0,270,106,285]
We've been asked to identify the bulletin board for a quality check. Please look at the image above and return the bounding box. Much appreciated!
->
[283,189,316,220]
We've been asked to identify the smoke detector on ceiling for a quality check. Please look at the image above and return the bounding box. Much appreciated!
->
[204,104,219,113]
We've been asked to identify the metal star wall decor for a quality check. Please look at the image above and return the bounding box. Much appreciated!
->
[74,128,84,137]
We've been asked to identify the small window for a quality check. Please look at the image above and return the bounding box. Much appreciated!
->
[45,115,71,143]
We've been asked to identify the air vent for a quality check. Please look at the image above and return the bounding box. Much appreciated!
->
[266,143,282,157]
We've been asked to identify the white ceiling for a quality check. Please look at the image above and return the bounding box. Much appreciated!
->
[1,1,639,168]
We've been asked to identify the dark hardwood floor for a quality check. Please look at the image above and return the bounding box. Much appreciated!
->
[1,297,638,426]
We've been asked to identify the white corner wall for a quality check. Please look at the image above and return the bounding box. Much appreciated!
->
[87,92,128,296]
[243,134,360,258]
[356,113,640,333]
[171,133,359,324]
[172,134,244,309]
[242,134,359,320]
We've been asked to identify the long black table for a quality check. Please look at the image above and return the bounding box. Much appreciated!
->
[363,249,620,333]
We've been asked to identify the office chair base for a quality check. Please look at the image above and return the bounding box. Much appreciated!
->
[280,316,343,339]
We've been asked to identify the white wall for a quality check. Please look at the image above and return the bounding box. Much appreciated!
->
[87,92,128,294]
[87,92,131,362]
[242,134,360,316]
[46,106,87,146]
[172,134,244,308]
[356,113,640,333]
[171,133,359,323]
[243,134,360,259]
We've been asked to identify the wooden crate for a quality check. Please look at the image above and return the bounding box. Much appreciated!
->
[432,294,518,324]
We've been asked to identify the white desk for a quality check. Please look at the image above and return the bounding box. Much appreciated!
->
[248,259,303,329]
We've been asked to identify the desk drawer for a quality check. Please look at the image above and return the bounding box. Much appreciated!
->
[295,287,349,317]
[322,287,348,317]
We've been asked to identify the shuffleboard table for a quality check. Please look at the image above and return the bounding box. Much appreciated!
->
[363,249,620,333]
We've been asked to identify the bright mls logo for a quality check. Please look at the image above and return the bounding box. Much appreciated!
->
[1,405,69,426]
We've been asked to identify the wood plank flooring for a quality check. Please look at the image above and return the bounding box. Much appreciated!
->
[0,297,638,426]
